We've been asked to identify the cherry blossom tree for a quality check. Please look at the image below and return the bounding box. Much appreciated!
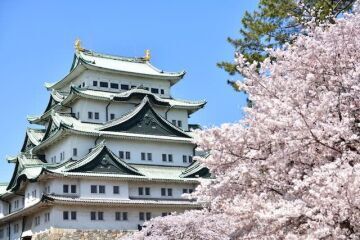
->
[127,3,360,239]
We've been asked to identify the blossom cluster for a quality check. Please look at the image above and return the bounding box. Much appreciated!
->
[127,3,360,240]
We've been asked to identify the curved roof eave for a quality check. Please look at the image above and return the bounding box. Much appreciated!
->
[45,63,86,90]
[82,61,185,83]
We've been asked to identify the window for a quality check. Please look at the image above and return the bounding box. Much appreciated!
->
[177,120,182,128]
[82,82,85,87]
[90,211,96,220]
[144,87,149,91]
[119,151,124,159]
[88,112,93,119]
[183,155,187,163]
[125,151,131,160]
[122,212,128,221]
[161,188,166,196]
[147,153,152,161]
[63,184,69,193]
[71,211,77,220]
[145,187,151,196]
[98,212,104,221]
[113,186,120,194]
[115,212,121,221]
[91,212,104,221]
[172,120,176,125]
[77,112,80,119]
[168,154,173,162]
[139,212,145,221]
[151,88,159,94]
[162,154,167,162]
[121,84,129,90]
[160,89,165,94]
[167,188,173,196]
[189,156,193,163]
[162,212,171,217]
[63,211,69,220]
[146,212,151,221]
[91,185,97,193]
[73,148,78,157]
[110,83,119,89]
[138,187,144,196]
[93,81,98,87]
[14,223,19,233]
[131,85,137,89]
[183,188,194,194]
[94,112,99,120]
[141,152,146,161]
[110,113,115,120]
[44,212,50,222]
[100,82,109,88]
[99,185,106,194]
[14,200,19,209]
[71,185,77,194]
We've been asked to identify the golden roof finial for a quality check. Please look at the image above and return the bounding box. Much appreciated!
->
[144,49,151,61]
[74,38,84,52]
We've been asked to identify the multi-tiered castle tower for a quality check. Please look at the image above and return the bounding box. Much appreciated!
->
[0,41,208,240]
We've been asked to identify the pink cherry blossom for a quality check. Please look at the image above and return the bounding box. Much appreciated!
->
[127,3,360,239]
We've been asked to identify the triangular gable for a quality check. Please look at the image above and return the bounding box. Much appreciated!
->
[65,145,143,175]
[42,119,59,141]
[180,161,211,178]
[100,97,191,138]
[20,135,35,153]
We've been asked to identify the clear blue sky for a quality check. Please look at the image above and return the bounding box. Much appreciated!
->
[0,1,258,181]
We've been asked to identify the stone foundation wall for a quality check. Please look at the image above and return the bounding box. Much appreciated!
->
[32,228,132,240]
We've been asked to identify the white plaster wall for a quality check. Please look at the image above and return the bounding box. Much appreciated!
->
[128,182,197,199]
[44,135,91,163]
[8,196,24,213]
[60,70,171,97]
[24,182,44,208]
[43,178,129,200]
[106,138,194,166]
[70,96,189,131]
[0,201,8,218]
[43,134,194,167]
[18,208,52,239]
[8,219,22,240]
[72,98,136,123]
[166,109,189,131]
[51,205,187,231]
[0,224,5,240]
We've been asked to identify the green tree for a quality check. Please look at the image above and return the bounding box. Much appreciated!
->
[219,0,356,86]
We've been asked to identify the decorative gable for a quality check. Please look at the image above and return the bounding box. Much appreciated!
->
[65,145,143,175]
[100,97,190,138]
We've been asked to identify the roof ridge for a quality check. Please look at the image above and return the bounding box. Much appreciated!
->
[80,49,146,63]
[99,96,150,130]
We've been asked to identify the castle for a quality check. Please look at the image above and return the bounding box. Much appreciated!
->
[0,41,208,239]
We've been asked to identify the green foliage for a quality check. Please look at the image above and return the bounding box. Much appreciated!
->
[218,0,356,77]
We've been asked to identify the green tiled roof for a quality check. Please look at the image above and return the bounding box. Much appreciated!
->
[46,49,185,91]
[99,96,191,138]
[53,141,143,176]
[180,160,211,178]
[66,87,206,110]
